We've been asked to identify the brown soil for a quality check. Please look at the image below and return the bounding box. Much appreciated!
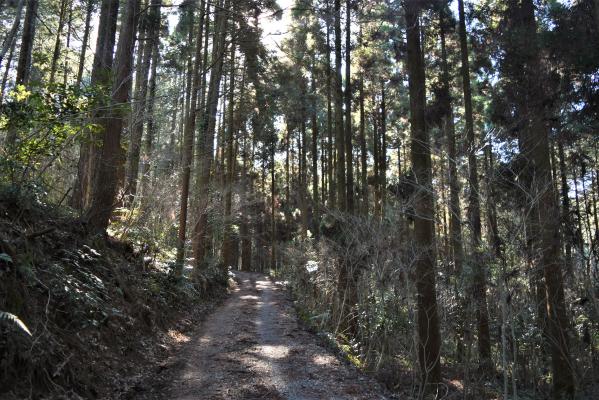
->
[132,272,389,400]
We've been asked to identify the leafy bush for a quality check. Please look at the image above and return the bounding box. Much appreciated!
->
[280,211,418,388]
[1,83,98,188]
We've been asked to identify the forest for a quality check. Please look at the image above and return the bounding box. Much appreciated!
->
[0,0,598,398]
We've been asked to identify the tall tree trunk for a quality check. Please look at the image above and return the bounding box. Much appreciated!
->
[271,144,277,271]
[0,36,17,104]
[485,137,515,398]
[372,106,380,218]
[222,41,237,269]
[62,6,73,86]
[438,159,449,260]
[507,0,575,396]
[167,76,179,170]
[358,28,367,215]
[140,24,160,208]
[124,1,151,205]
[484,141,504,264]
[338,10,361,329]
[321,124,327,207]
[76,0,94,87]
[334,0,346,211]
[71,0,119,210]
[240,91,252,272]
[125,0,162,206]
[4,0,38,147]
[558,140,573,276]
[190,2,211,197]
[344,0,353,213]
[181,43,193,165]
[358,77,367,215]
[404,0,442,387]
[173,72,185,166]
[192,0,230,272]
[311,70,319,234]
[439,9,466,362]
[300,119,308,237]
[15,0,38,86]
[380,82,387,217]
[49,0,69,85]
[580,162,595,268]
[87,0,140,232]
[173,0,206,271]
[215,77,227,186]
[457,0,492,368]
[592,169,599,255]
[326,4,334,208]
[285,125,290,203]
[439,9,464,284]
[0,0,25,67]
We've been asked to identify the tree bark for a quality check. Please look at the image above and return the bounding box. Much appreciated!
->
[379,82,387,217]
[344,0,353,213]
[457,0,491,367]
[4,0,38,147]
[192,0,230,271]
[334,0,345,211]
[49,0,69,85]
[62,5,73,86]
[439,8,464,284]
[240,83,252,272]
[72,0,119,210]
[140,22,161,207]
[124,0,150,205]
[507,0,575,396]
[325,0,334,207]
[372,105,380,218]
[300,119,308,237]
[125,0,162,206]
[358,27,367,215]
[189,3,211,198]
[405,0,442,387]
[0,35,17,104]
[558,140,573,276]
[0,0,25,67]
[285,125,290,203]
[76,0,94,87]
[222,41,237,269]
[439,9,467,362]
[311,71,319,234]
[87,0,140,232]
[15,0,38,86]
[173,0,207,271]
[270,143,277,271]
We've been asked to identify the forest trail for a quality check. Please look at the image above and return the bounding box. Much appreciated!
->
[134,272,389,400]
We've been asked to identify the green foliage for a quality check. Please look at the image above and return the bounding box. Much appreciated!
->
[0,83,98,183]
[0,179,49,215]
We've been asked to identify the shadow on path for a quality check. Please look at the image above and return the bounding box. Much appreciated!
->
[133,271,388,400]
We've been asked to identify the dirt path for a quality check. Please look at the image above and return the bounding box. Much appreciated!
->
[133,271,389,400]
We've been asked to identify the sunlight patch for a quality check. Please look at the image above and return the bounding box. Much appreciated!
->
[167,329,190,344]
[306,260,318,273]
[260,344,289,359]
[448,379,464,390]
[256,280,270,288]
[312,354,335,366]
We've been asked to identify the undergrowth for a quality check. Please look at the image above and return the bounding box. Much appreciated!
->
[0,184,228,399]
